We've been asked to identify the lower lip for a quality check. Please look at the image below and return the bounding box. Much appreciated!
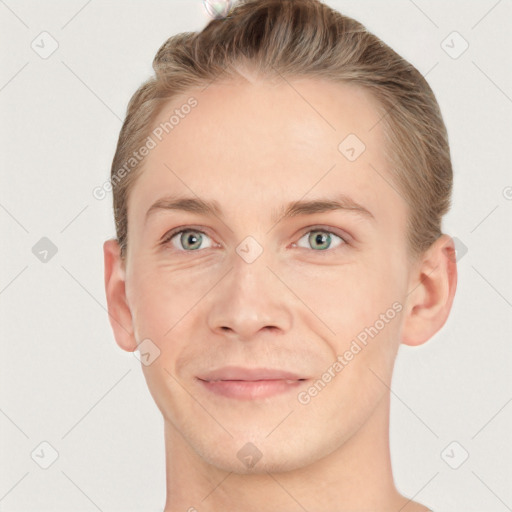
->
[198,379,304,400]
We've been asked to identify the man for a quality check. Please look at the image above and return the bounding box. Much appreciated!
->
[104,1,456,510]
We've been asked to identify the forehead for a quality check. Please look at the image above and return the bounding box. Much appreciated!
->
[128,76,402,230]
[149,77,385,164]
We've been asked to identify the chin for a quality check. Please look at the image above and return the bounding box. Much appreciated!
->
[187,428,329,475]
[201,449,315,475]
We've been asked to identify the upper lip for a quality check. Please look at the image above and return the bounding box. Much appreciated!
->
[197,366,306,382]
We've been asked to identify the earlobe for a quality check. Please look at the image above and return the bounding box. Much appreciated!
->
[103,239,138,352]
[401,234,458,347]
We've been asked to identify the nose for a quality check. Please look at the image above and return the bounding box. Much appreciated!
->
[206,255,293,341]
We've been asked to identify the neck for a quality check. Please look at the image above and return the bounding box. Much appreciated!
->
[162,392,426,512]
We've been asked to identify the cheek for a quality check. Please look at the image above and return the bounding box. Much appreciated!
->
[128,258,219,336]
[282,258,404,344]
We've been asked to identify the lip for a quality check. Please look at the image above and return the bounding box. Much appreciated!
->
[198,366,305,382]
[197,366,308,400]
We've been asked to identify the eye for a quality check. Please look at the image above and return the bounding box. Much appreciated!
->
[160,226,348,253]
[294,228,346,251]
[163,229,214,251]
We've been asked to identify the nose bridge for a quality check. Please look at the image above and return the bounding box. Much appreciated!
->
[206,243,293,339]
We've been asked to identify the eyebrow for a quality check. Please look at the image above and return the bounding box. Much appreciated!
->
[144,193,375,226]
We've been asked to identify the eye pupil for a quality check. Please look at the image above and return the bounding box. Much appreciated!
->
[309,231,331,250]
[181,231,202,250]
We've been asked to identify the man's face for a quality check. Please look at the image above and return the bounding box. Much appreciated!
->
[122,77,414,473]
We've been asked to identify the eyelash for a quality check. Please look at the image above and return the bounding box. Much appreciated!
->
[160,225,349,253]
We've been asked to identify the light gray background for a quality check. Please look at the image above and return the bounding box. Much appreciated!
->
[1,1,511,511]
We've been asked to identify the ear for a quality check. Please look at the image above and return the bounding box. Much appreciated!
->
[401,234,458,346]
[103,239,138,352]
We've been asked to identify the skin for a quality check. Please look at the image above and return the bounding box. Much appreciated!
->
[104,75,457,511]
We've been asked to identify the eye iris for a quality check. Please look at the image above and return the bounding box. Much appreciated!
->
[181,231,202,250]
[309,231,331,250]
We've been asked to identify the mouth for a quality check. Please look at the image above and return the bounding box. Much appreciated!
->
[196,366,308,400]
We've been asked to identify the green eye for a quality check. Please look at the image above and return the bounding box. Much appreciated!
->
[297,230,345,251]
[162,227,346,253]
[168,229,213,251]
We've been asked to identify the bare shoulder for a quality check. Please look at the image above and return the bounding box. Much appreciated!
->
[405,502,433,512]
[392,496,433,512]
[405,502,432,512]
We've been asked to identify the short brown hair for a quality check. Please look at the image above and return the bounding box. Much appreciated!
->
[110,0,452,261]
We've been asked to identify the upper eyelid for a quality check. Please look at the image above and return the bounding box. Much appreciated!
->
[296,226,348,243]
[160,224,211,241]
